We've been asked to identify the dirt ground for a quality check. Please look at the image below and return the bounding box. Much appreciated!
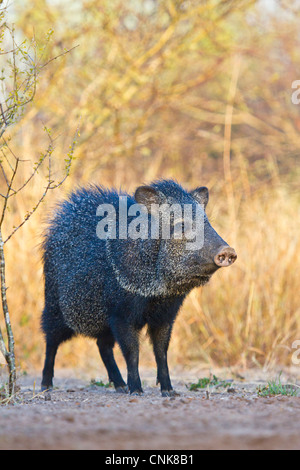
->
[0,367,300,450]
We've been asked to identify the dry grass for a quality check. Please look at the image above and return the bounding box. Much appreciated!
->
[173,182,300,369]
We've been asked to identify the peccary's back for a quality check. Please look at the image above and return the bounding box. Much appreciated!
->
[42,186,132,336]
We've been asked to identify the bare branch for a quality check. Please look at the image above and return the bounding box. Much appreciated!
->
[9,142,52,196]
[0,159,10,188]
[0,103,7,126]
[4,180,52,244]
[38,44,80,70]
[0,147,14,171]
[0,228,16,395]
[0,156,19,228]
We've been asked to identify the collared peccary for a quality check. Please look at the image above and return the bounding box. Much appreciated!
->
[41,179,237,396]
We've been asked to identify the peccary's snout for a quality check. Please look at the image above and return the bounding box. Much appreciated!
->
[214,246,237,267]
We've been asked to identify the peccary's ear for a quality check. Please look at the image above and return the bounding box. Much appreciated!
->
[190,186,209,209]
[134,186,164,210]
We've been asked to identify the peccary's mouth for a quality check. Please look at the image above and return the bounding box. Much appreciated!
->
[192,263,220,277]
[186,264,220,286]
[191,274,212,285]
[173,274,212,288]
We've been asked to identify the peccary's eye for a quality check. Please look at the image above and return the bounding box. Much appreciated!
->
[173,219,193,239]
[174,221,183,231]
[183,220,192,232]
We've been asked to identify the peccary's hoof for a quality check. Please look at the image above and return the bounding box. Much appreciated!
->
[115,385,129,394]
[41,384,53,392]
[130,390,143,396]
[161,389,180,397]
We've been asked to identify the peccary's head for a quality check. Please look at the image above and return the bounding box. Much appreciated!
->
[106,180,237,297]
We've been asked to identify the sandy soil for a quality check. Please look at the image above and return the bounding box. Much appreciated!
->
[0,367,300,450]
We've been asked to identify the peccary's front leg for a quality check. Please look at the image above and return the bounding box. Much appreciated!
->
[111,321,143,395]
[148,323,175,397]
[96,331,128,393]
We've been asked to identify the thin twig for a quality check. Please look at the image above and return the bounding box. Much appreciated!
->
[1,147,14,172]
[0,156,19,228]
[9,143,51,195]
[0,103,7,125]
[4,180,52,244]
[39,44,80,70]
[0,160,10,188]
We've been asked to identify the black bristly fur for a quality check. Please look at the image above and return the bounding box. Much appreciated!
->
[41,180,227,396]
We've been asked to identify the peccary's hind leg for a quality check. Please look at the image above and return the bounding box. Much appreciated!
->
[41,308,74,391]
[96,330,128,393]
[148,324,176,397]
[41,338,59,391]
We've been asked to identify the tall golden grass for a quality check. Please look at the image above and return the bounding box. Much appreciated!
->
[173,181,300,369]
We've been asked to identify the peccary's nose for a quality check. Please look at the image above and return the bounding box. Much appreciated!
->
[214,246,237,267]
